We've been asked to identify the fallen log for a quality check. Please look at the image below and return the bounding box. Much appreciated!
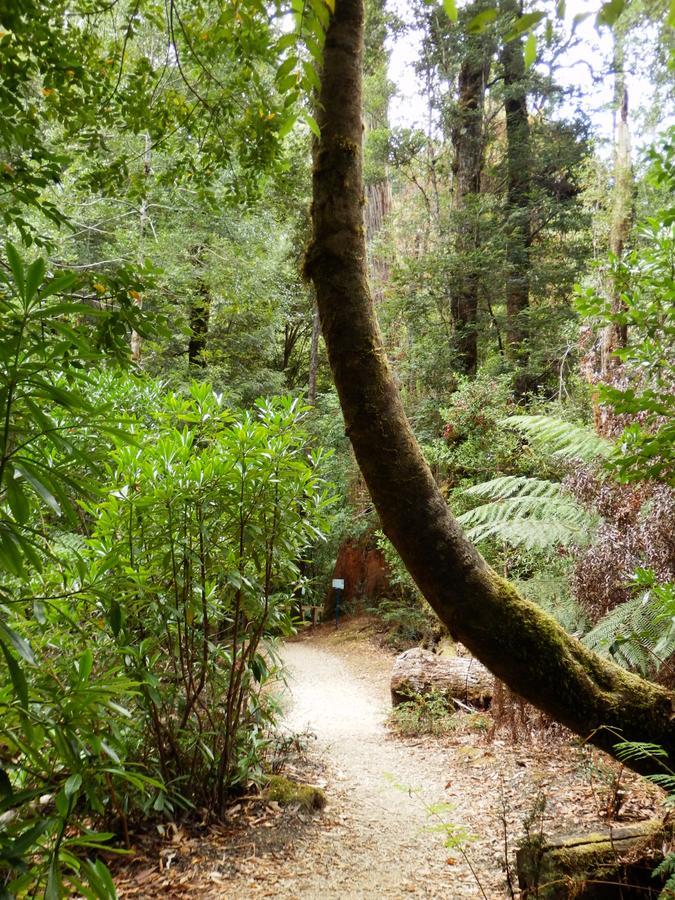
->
[516,819,673,899]
[390,647,493,708]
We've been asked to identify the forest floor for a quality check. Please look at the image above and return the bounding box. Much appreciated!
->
[113,618,664,898]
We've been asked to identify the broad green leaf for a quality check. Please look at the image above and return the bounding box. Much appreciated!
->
[467,8,498,31]
[25,257,46,302]
[5,243,25,297]
[77,649,93,682]
[39,271,79,299]
[275,56,297,84]
[65,773,82,797]
[46,858,63,900]
[304,112,321,138]
[505,10,545,40]
[596,0,625,26]
[0,641,29,709]
[524,31,537,68]
[14,463,62,515]
[443,0,458,22]
[0,620,35,663]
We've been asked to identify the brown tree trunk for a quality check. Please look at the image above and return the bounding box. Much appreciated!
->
[450,7,490,377]
[131,133,151,365]
[308,307,321,405]
[391,647,493,708]
[305,0,675,775]
[600,35,633,380]
[500,0,532,381]
[187,246,210,369]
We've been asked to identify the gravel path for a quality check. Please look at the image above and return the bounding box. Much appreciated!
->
[115,625,663,898]
[271,638,498,899]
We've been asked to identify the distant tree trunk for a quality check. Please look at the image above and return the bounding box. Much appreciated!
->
[600,34,633,379]
[131,133,151,365]
[188,246,210,369]
[188,289,210,369]
[450,8,490,376]
[308,307,321,405]
[305,0,675,776]
[500,0,532,383]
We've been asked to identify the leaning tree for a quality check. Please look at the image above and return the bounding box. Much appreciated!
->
[303,0,675,774]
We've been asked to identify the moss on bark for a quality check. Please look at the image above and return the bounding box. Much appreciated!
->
[306,0,675,775]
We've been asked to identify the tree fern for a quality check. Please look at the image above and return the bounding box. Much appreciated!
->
[457,475,598,550]
[582,581,675,674]
[503,415,611,463]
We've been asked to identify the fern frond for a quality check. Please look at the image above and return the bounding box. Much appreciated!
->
[464,475,563,501]
[582,592,675,673]
[503,415,612,463]
[613,740,670,763]
[460,517,593,549]
[458,476,596,550]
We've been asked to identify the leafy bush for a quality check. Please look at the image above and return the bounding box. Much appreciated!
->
[87,386,333,812]
[0,245,151,896]
[0,246,334,894]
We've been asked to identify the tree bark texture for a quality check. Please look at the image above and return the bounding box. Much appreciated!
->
[600,34,633,381]
[305,0,675,775]
[391,647,493,708]
[500,1,532,370]
[308,307,321,405]
[188,247,210,369]
[449,11,490,376]
[131,133,151,364]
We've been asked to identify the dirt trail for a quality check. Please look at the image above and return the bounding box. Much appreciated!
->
[276,638,473,898]
[115,625,662,898]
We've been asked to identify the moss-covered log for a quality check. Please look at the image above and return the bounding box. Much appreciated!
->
[517,820,672,898]
[304,0,675,775]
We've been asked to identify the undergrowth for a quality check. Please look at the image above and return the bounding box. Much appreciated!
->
[389,691,491,737]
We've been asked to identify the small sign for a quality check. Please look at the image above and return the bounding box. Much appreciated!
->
[332,578,345,590]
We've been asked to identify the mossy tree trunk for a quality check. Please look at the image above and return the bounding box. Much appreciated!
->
[450,4,491,376]
[500,0,532,383]
[600,32,633,380]
[305,0,675,774]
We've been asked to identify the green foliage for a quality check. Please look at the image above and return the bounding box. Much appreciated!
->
[0,249,154,896]
[613,738,675,895]
[582,570,675,675]
[87,386,333,809]
[458,475,597,549]
[575,132,675,486]
[389,692,489,737]
[504,415,611,463]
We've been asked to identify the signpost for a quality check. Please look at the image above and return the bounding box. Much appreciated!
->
[331,578,344,627]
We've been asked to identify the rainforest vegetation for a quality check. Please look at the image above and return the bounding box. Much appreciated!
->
[0,0,673,894]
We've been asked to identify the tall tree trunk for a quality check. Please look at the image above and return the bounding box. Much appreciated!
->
[500,0,532,381]
[305,0,675,774]
[131,133,151,364]
[600,34,633,379]
[308,307,321,405]
[188,247,210,369]
[450,9,490,377]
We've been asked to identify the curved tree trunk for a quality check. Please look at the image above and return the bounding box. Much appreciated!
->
[304,0,675,774]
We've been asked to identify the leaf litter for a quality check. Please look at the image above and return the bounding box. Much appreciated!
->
[113,620,664,898]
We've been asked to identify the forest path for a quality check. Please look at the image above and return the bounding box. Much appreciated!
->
[273,634,489,899]
[114,623,661,898]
